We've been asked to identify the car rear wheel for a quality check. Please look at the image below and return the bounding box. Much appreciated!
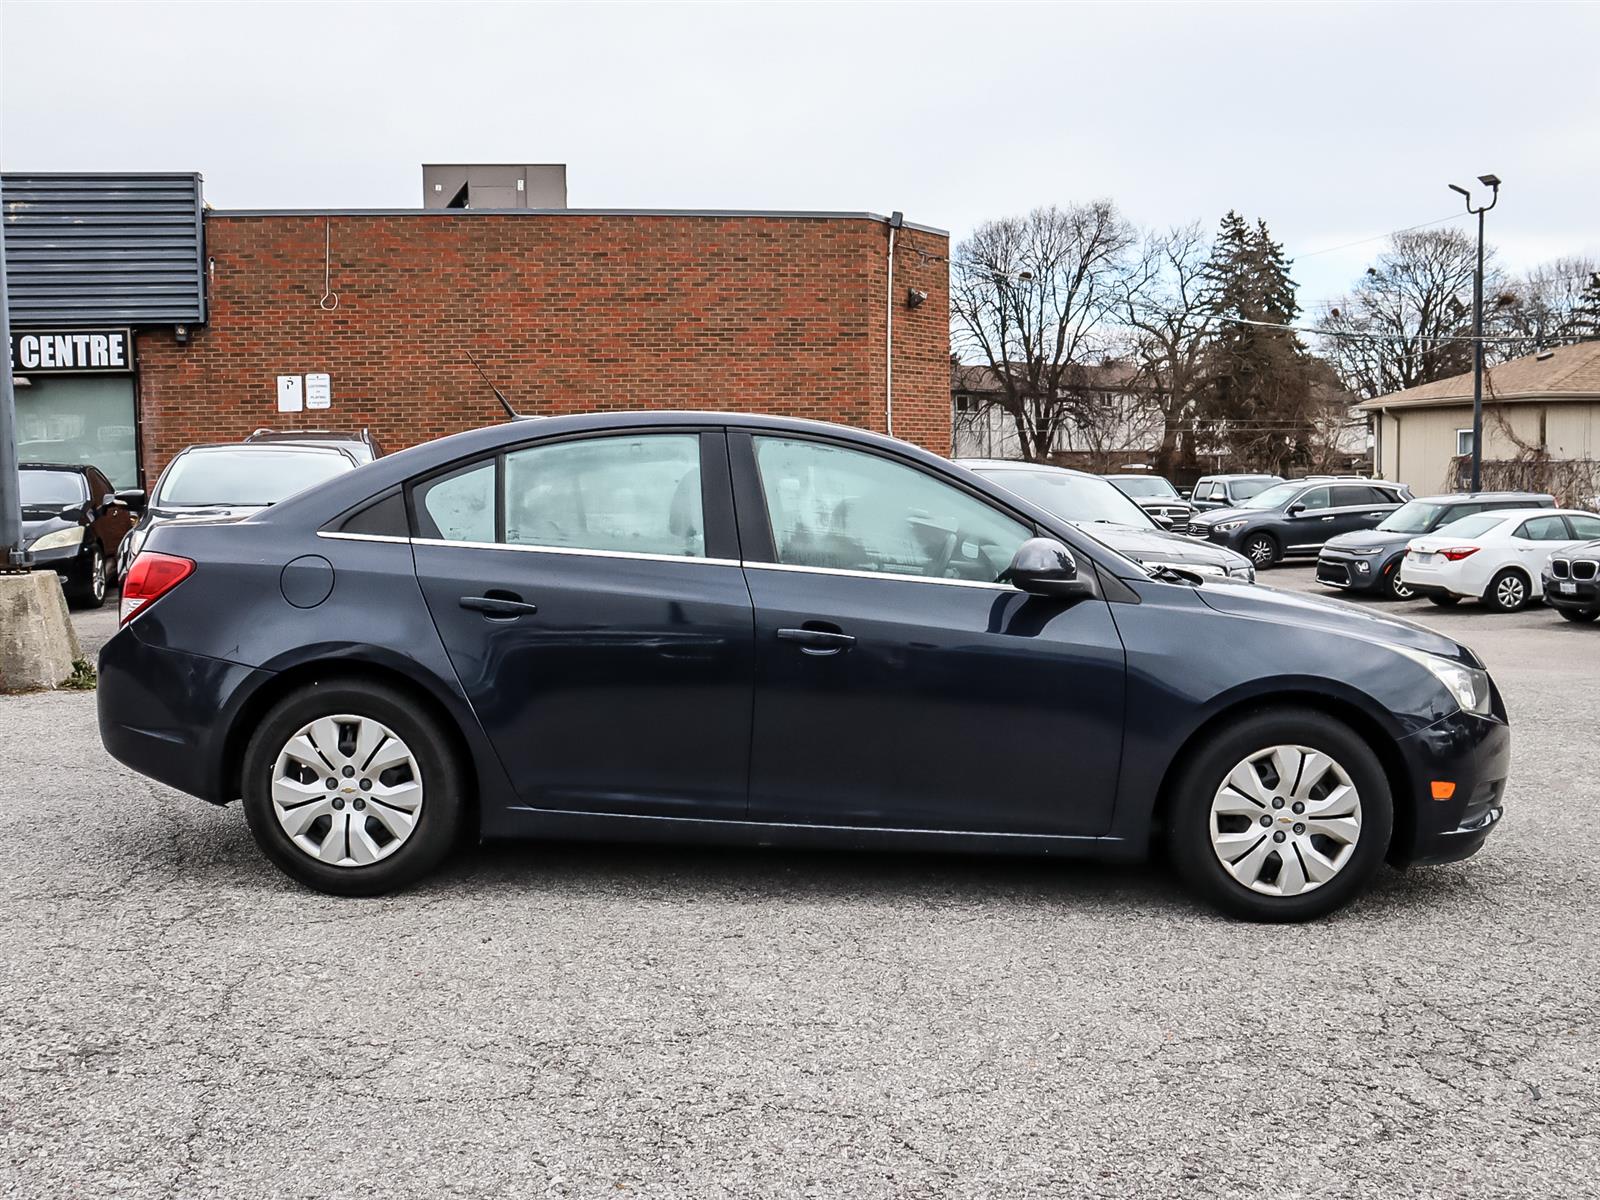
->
[1243,534,1279,570]
[1426,593,1461,607]
[1557,607,1599,623]
[241,681,464,895]
[66,545,107,610]
[1384,562,1415,600]
[1166,709,1392,922]
[1485,568,1530,613]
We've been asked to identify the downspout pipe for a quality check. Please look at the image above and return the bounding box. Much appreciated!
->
[885,211,903,439]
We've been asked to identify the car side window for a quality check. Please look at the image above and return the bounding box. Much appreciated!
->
[1331,485,1376,508]
[503,434,705,558]
[414,459,495,543]
[1295,487,1331,511]
[1448,504,1484,522]
[1565,514,1600,539]
[1517,515,1569,541]
[752,436,1030,581]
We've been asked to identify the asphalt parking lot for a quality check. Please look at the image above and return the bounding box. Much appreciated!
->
[4,568,1598,1199]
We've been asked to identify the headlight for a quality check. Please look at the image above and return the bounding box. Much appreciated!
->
[1227,564,1256,582]
[29,526,84,552]
[1146,559,1226,577]
[1212,519,1245,533]
[1395,645,1493,717]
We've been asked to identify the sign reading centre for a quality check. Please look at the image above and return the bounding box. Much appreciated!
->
[10,329,134,374]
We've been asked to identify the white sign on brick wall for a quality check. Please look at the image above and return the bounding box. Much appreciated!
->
[276,375,304,413]
[305,373,332,410]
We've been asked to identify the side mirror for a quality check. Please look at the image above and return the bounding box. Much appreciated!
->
[100,492,117,508]
[58,504,82,520]
[115,489,146,508]
[1286,503,1305,517]
[1000,537,1097,600]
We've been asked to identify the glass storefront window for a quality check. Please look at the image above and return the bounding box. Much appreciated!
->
[14,375,139,489]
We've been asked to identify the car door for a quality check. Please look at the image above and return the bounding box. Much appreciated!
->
[410,428,755,820]
[1332,484,1398,539]
[84,467,134,557]
[731,430,1127,837]
[1282,485,1334,551]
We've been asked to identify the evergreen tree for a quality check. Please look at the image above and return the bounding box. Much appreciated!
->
[1572,272,1600,341]
[1199,213,1315,473]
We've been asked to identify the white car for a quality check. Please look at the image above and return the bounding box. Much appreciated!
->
[1400,507,1600,612]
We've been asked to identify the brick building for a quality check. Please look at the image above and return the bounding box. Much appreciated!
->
[3,174,952,489]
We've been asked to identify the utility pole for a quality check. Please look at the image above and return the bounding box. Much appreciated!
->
[0,203,29,571]
[1449,174,1500,492]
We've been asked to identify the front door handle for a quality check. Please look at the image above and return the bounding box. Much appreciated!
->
[777,626,855,656]
[460,593,539,619]
[1320,515,1335,521]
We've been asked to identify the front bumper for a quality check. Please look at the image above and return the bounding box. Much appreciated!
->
[1316,549,1396,593]
[1391,704,1510,866]
[1541,572,1600,611]
[97,625,272,805]
[27,544,82,574]
[1188,524,1248,551]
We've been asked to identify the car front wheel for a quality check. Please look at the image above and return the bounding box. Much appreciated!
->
[66,544,108,610]
[241,680,465,895]
[1557,607,1599,623]
[1243,534,1279,569]
[1167,709,1393,922]
[1384,563,1415,600]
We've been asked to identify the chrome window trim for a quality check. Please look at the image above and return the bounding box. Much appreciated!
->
[318,531,1020,590]
[742,560,1013,591]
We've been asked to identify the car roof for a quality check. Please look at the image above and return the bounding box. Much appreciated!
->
[18,462,88,473]
[176,441,359,460]
[1408,492,1555,504]
[1205,473,1281,480]
[1103,472,1172,480]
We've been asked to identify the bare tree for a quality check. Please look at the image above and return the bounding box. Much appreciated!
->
[1121,223,1216,474]
[1497,256,1599,348]
[950,203,1137,460]
[1318,227,1500,400]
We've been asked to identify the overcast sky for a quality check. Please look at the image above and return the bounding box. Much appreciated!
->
[4,0,1597,308]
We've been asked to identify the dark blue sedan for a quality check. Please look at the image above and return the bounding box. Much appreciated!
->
[98,413,1509,921]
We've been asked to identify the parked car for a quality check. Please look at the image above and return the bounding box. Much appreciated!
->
[1188,479,1411,569]
[244,427,384,464]
[117,443,362,579]
[1317,492,1555,601]
[1543,541,1600,623]
[1189,474,1282,512]
[19,463,139,609]
[1400,508,1600,612]
[99,413,1511,922]
[958,459,1253,580]
[1103,473,1195,532]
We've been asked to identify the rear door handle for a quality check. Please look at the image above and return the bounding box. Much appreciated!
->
[777,626,855,656]
[460,593,539,619]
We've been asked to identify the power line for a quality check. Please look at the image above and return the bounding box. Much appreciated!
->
[1295,213,1467,260]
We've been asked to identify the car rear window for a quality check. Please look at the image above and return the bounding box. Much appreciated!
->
[157,448,354,507]
[1433,513,1508,539]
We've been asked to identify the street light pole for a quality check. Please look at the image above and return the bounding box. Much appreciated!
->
[1449,174,1500,492]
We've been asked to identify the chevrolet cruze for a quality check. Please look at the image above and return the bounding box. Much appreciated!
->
[98,414,1509,921]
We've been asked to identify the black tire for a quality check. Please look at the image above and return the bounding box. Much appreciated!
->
[1426,593,1461,608]
[1484,568,1531,613]
[1383,561,1415,601]
[1243,534,1279,570]
[66,544,108,610]
[1557,607,1600,623]
[1166,708,1394,922]
[241,680,465,896]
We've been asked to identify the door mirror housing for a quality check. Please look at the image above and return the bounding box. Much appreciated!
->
[1000,537,1097,600]
[1286,503,1306,517]
[58,504,83,520]
[115,489,146,509]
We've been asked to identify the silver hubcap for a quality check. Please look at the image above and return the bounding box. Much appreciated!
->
[1248,539,1273,565]
[91,549,105,600]
[1209,744,1361,897]
[1391,576,1413,598]
[271,714,424,867]
[1496,576,1524,608]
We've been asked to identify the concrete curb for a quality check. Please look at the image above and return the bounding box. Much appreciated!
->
[0,572,83,692]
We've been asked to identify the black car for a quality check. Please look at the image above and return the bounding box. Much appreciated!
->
[1103,473,1195,532]
[118,442,363,578]
[1188,479,1411,570]
[19,463,139,609]
[1190,473,1283,512]
[1319,492,1556,600]
[1543,541,1600,623]
[99,412,1509,922]
[245,427,385,464]
[958,459,1254,581]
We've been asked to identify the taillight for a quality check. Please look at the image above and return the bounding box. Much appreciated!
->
[119,551,196,625]
[1439,546,1480,562]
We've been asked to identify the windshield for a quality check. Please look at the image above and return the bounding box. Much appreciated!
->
[156,448,353,507]
[976,467,1157,528]
[1239,482,1303,510]
[1378,501,1446,535]
[1110,476,1180,500]
[1431,512,1508,539]
[20,470,87,508]
[1230,477,1277,501]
